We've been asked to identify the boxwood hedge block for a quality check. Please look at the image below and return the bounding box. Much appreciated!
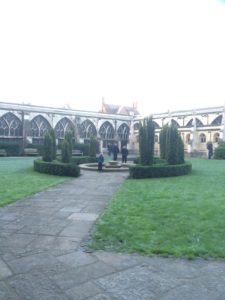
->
[129,162,192,179]
[133,157,166,165]
[34,159,80,177]
[214,142,225,159]
[71,156,96,165]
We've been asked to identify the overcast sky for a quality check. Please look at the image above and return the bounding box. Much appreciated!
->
[0,0,225,115]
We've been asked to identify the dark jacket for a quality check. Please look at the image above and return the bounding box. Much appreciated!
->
[121,148,128,157]
[97,154,104,163]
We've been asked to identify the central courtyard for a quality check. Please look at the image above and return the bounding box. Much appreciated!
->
[1,157,225,299]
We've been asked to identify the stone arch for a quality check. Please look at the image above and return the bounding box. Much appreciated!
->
[117,123,130,141]
[186,119,193,127]
[79,119,97,139]
[30,115,51,137]
[213,133,220,143]
[211,115,222,126]
[155,121,161,129]
[186,118,204,128]
[55,117,75,139]
[133,122,139,131]
[186,133,191,144]
[0,112,22,137]
[99,121,115,140]
[153,121,160,129]
[155,135,159,143]
[171,119,180,128]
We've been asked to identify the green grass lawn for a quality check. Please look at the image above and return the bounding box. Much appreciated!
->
[90,158,225,259]
[0,157,70,207]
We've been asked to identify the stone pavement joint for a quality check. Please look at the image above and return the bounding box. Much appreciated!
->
[0,170,225,300]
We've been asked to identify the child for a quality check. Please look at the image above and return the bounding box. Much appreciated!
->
[97,152,104,171]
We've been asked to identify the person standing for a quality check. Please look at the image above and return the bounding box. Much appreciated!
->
[207,141,213,159]
[97,152,104,171]
[112,144,119,161]
[121,146,128,163]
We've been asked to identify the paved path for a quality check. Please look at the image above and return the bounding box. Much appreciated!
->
[1,170,225,300]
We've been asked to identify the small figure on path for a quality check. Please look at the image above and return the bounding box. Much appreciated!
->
[121,145,128,163]
[97,152,104,171]
[107,143,112,156]
[112,144,119,161]
[207,141,213,159]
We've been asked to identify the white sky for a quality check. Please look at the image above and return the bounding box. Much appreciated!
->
[0,0,225,115]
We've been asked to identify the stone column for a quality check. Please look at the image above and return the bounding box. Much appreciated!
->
[190,115,197,152]
[220,108,225,141]
[128,120,134,151]
[21,110,25,154]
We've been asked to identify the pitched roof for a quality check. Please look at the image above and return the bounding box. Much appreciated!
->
[101,102,139,116]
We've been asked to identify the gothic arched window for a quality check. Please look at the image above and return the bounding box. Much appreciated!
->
[55,117,75,139]
[213,133,220,143]
[30,115,51,137]
[199,133,206,143]
[79,120,97,139]
[117,123,130,141]
[133,123,139,131]
[186,118,204,128]
[99,121,115,139]
[186,134,191,144]
[171,119,180,128]
[0,112,22,136]
[211,115,222,126]
[153,121,160,129]
[186,119,193,127]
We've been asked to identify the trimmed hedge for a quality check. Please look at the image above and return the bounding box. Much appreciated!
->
[134,157,166,165]
[129,162,192,179]
[0,143,22,156]
[214,142,225,159]
[71,156,96,165]
[34,159,80,177]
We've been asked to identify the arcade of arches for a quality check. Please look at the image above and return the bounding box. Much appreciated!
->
[0,102,225,156]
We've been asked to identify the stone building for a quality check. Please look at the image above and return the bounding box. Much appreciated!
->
[0,101,224,156]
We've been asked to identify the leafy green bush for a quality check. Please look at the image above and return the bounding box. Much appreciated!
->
[42,134,53,162]
[159,125,169,159]
[34,159,80,177]
[71,156,96,165]
[64,132,73,157]
[214,142,225,159]
[164,125,184,165]
[134,157,166,165]
[61,140,71,163]
[129,162,192,179]
[139,116,155,165]
[49,129,56,160]
[89,137,99,158]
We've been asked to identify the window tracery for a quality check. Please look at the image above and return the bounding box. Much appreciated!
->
[0,112,22,136]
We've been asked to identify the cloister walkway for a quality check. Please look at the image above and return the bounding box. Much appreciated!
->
[0,170,225,299]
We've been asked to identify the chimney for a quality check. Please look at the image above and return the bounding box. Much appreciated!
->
[133,102,137,109]
[101,97,105,112]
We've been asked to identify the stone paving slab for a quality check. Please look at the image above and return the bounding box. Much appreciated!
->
[68,212,99,221]
[1,170,225,299]
[0,258,12,279]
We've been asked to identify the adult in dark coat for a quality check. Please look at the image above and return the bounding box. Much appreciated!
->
[121,146,128,163]
[112,144,119,161]
[207,141,213,159]
[97,153,104,171]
